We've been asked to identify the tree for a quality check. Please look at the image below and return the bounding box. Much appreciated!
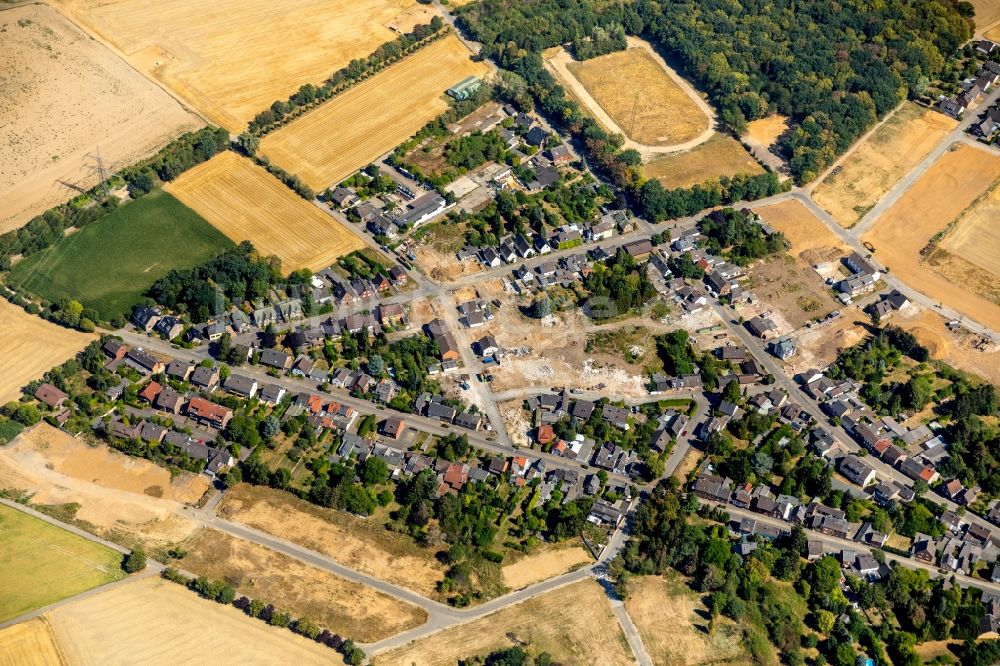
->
[360,456,390,486]
[123,548,147,573]
[367,354,385,377]
[722,379,741,404]
[237,132,259,156]
[261,415,281,439]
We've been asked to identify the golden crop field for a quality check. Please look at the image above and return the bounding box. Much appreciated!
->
[642,134,764,189]
[260,34,489,191]
[165,152,363,271]
[0,619,67,666]
[46,578,341,665]
[812,102,956,228]
[53,0,426,132]
[0,299,95,405]
[863,143,1000,332]
[939,183,1000,281]
[563,40,710,147]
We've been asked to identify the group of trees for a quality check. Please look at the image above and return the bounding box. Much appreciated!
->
[571,23,627,60]
[460,0,971,183]
[581,248,656,320]
[122,126,229,196]
[147,241,282,322]
[697,208,789,265]
[619,479,989,665]
[638,172,787,221]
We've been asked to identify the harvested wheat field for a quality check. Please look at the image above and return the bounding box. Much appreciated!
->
[166,151,363,271]
[260,34,489,191]
[926,181,1000,307]
[0,4,201,234]
[812,102,956,228]
[53,0,424,132]
[977,0,1000,32]
[0,619,66,666]
[375,580,634,666]
[501,540,592,590]
[625,575,748,666]
[218,484,447,598]
[0,300,94,405]
[744,115,789,149]
[178,528,427,643]
[642,134,764,190]
[897,308,1000,386]
[47,577,342,665]
[862,143,1000,332]
[753,199,848,260]
[0,425,201,550]
[553,37,712,149]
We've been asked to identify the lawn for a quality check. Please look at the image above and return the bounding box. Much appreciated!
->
[10,189,233,320]
[0,503,125,622]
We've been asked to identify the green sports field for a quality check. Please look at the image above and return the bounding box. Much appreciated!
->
[0,503,126,621]
[10,190,233,319]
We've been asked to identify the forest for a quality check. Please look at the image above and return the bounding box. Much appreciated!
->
[458,0,972,183]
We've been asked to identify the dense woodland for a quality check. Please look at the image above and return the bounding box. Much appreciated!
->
[459,0,972,183]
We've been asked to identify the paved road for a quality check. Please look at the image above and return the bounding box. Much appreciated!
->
[717,502,1000,594]
[611,602,653,666]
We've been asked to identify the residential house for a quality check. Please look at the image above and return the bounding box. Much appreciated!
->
[186,398,233,430]
[258,349,292,371]
[839,454,876,487]
[34,383,68,409]
[124,348,163,375]
[165,359,194,381]
[190,366,220,391]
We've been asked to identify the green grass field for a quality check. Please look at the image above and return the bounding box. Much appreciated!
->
[10,190,233,319]
[0,503,126,621]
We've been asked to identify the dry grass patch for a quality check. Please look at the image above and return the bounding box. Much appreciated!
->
[260,34,489,191]
[642,134,763,189]
[47,577,342,665]
[812,102,956,228]
[177,528,427,642]
[166,151,364,271]
[977,0,1000,31]
[374,580,634,666]
[54,0,422,131]
[0,619,67,666]
[0,4,201,233]
[744,115,789,148]
[501,540,592,590]
[862,143,1000,332]
[753,199,848,259]
[563,40,710,146]
[0,299,95,405]
[218,484,447,599]
[625,575,749,666]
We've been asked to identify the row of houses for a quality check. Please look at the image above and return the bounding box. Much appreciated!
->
[939,55,1000,118]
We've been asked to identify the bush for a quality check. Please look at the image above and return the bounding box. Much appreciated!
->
[122,548,147,573]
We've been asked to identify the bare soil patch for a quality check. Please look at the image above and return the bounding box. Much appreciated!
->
[0,619,67,666]
[862,143,1000,332]
[745,255,839,330]
[813,102,956,228]
[0,300,95,405]
[625,574,749,666]
[54,0,421,132]
[672,448,703,481]
[557,37,712,148]
[0,4,202,232]
[218,484,447,599]
[501,540,592,590]
[47,577,341,665]
[260,34,489,191]
[375,580,634,666]
[178,528,427,642]
[166,151,364,271]
[0,425,201,549]
[788,310,869,375]
[642,134,764,190]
